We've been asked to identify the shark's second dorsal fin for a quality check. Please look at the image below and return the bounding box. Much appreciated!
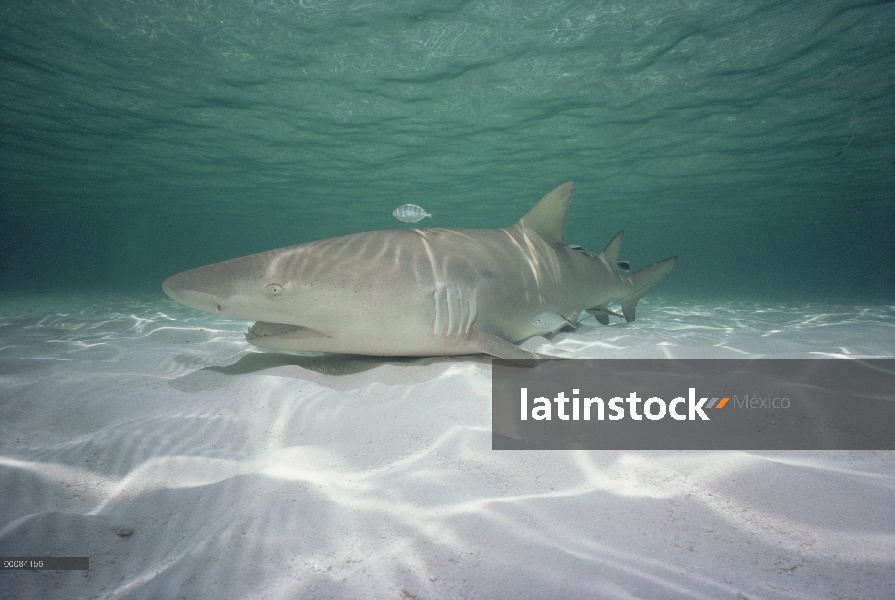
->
[599,231,624,267]
[515,181,574,245]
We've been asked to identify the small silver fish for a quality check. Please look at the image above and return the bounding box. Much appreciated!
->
[531,311,579,334]
[393,204,432,223]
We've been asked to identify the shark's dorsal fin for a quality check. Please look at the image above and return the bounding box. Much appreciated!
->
[516,181,574,245]
[599,231,624,266]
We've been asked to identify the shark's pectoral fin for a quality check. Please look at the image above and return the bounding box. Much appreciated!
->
[619,256,678,322]
[468,331,554,361]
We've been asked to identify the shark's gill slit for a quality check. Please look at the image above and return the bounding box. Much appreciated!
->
[445,284,455,337]
[432,284,443,336]
[457,284,465,337]
[464,286,478,335]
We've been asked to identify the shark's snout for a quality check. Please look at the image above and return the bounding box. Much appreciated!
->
[162,272,225,314]
[161,273,186,297]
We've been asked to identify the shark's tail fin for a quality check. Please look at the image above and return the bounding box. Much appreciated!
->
[619,257,677,322]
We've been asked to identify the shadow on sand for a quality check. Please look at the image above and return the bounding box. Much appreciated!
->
[204,351,491,377]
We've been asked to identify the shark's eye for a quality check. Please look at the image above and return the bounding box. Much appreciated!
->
[265,283,283,296]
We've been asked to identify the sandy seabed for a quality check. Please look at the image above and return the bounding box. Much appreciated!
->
[1,293,893,599]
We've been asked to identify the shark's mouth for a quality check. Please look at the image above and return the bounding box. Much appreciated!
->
[246,321,330,342]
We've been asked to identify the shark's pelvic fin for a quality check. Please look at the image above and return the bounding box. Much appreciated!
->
[515,181,573,245]
[586,306,624,325]
[619,257,678,322]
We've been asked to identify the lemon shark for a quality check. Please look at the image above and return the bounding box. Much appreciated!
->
[162,182,676,360]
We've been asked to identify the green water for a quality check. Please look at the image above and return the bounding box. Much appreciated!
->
[1,1,893,301]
